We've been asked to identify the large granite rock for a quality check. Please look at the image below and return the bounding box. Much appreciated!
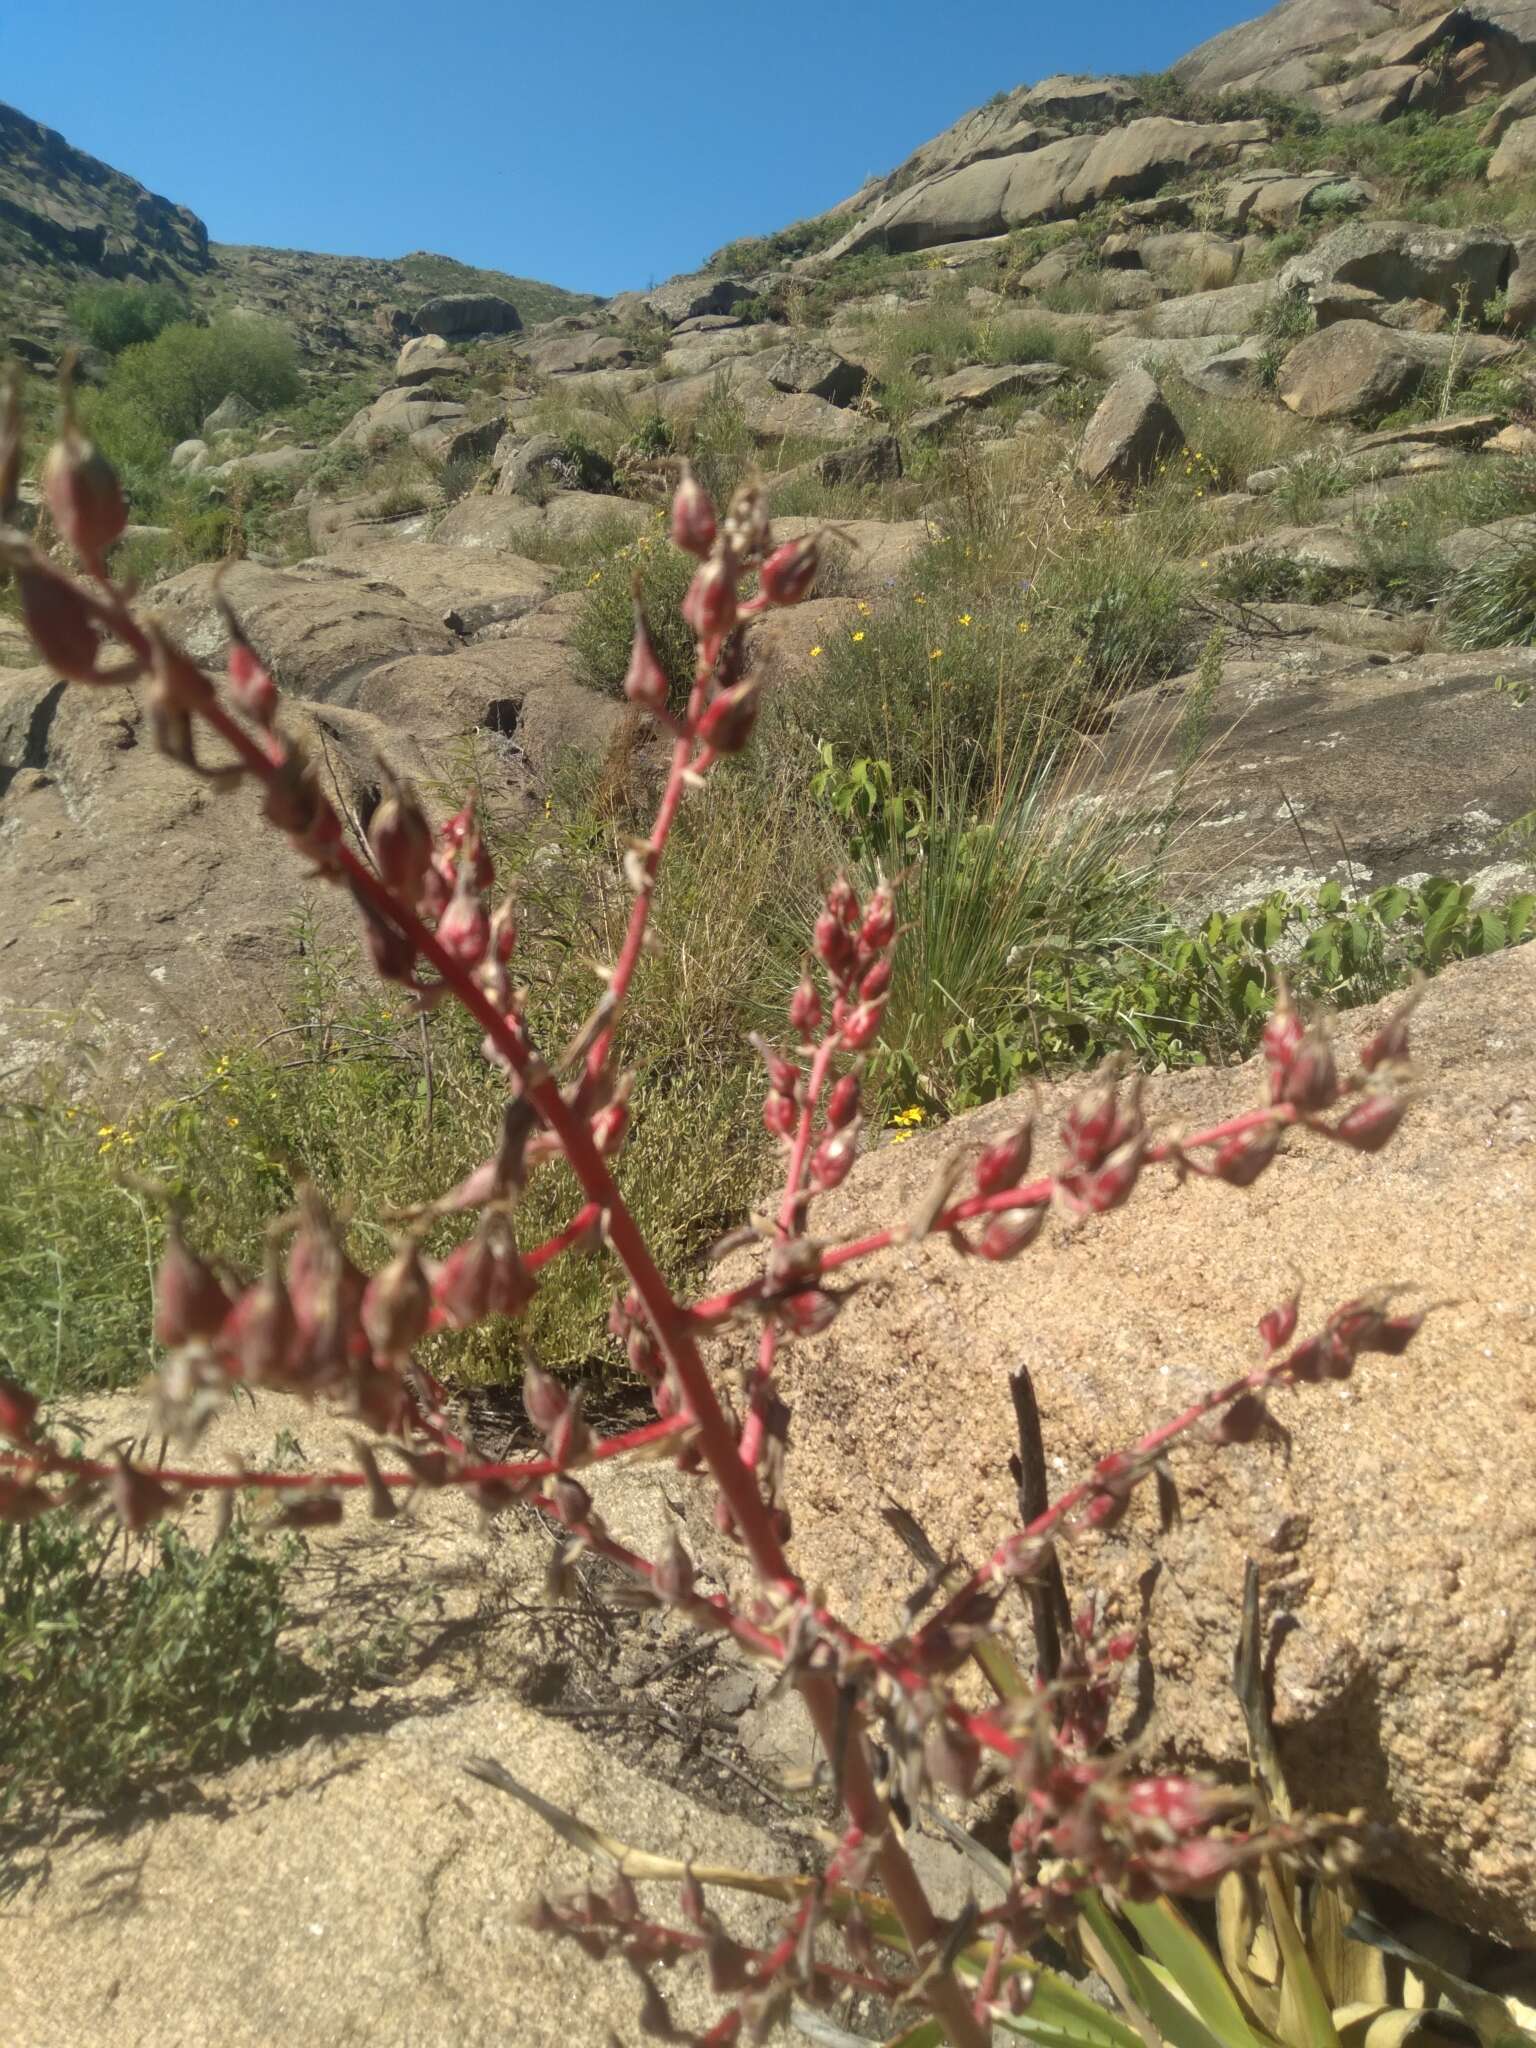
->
[748,938,1536,1944]
[413,292,522,338]
[1077,367,1183,487]
[1278,319,1521,418]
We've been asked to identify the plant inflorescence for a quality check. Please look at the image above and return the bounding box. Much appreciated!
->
[0,368,1436,2046]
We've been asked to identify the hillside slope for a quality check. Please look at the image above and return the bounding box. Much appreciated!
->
[0,99,597,370]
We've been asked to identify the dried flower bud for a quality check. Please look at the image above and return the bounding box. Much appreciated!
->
[671,465,717,558]
[110,1456,173,1533]
[750,1035,801,1098]
[154,1220,233,1348]
[925,1720,981,1797]
[550,1474,592,1528]
[1214,1392,1268,1443]
[697,680,759,754]
[361,1239,431,1358]
[777,1287,841,1336]
[41,416,125,564]
[362,909,418,987]
[975,1120,1033,1196]
[655,1534,697,1603]
[369,783,435,903]
[758,535,819,607]
[1258,1290,1300,1354]
[1359,983,1422,1073]
[788,976,822,1036]
[826,876,860,928]
[681,555,736,643]
[1332,1094,1408,1153]
[1123,1775,1223,1835]
[14,557,110,683]
[0,1378,38,1446]
[814,907,855,978]
[523,1362,569,1438]
[0,1478,54,1524]
[723,481,771,563]
[623,591,671,713]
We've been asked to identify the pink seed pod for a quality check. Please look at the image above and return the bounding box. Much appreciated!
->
[826,1073,860,1129]
[810,1125,859,1191]
[1210,1126,1281,1187]
[623,595,671,713]
[0,1378,38,1445]
[670,464,716,558]
[15,558,110,683]
[758,534,819,607]
[1123,1776,1222,1835]
[369,785,435,903]
[681,555,737,643]
[859,883,896,953]
[697,680,759,754]
[226,637,278,726]
[153,1221,233,1348]
[523,1362,569,1437]
[361,1240,432,1358]
[859,955,891,1003]
[788,975,822,1037]
[778,1287,841,1336]
[1262,996,1306,1098]
[977,1205,1048,1262]
[1332,1093,1408,1152]
[222,1259,298,1384]
[437,864,490,968]
[839,1000,884,1052]
[1258,1289,1300,1353]
[1274,1029,1339,1114]
[363,912,418,987]
[41,421,125,564]
[762,1089,797,1139]
[974,1120,1033,1196]
[826,876,860,929]
[590,1098,629,1157]
[814,909,855,979]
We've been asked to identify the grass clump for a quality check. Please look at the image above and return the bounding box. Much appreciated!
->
[569,525,696,707]
[1441,531,1536,645]
[706,215,846,274]
[0,1515,301,1822]
[1273,107,1492,197]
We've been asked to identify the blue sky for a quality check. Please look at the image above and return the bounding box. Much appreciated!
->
[5,1,1252,295]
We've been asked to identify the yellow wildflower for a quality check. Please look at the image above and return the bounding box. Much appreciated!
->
[809,645,823,658]
[929,648,944,661]
[957,613,972,627]
[856,600,871,615]
[227,1116,240,1128]
[851,630,865,643]
[147,1049,166,1064]
[1016,619,1030,634]
[913,593,927,605]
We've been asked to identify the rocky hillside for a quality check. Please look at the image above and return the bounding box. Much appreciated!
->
[0,99,596,372]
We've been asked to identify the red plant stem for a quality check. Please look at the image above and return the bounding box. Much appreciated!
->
[740,1028,844,1471]
[3,1412,694,1498]
[687,1101,1312,1325]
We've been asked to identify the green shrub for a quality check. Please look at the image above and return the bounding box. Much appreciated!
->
[0,1515,301,1820]
[1274,108,1492,197]
[570,526,697,706]
[67,282,190,356]
[705,214,846,273]
[88,316,301,454]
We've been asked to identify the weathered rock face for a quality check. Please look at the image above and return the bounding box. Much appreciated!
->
[1093,638,1536,904]
[1278,319,1521,418]
[751,941,1536,1945]
[1282,220,1515,318]
[413,291,522,338]
[823,119,1269,258]
[762,341,866,405]
[1076,367,1183,488]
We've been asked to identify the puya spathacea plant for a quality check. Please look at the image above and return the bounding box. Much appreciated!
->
[0,365,1435,2047]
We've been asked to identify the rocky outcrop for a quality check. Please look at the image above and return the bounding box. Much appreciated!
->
[1282,220,1515,318]
[413,292,522,338]
[745,940,1536,1944]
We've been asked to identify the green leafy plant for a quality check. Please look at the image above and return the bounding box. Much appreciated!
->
[0,1513,301,1821]
[67,282,191,356]
[85,315,301,456]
